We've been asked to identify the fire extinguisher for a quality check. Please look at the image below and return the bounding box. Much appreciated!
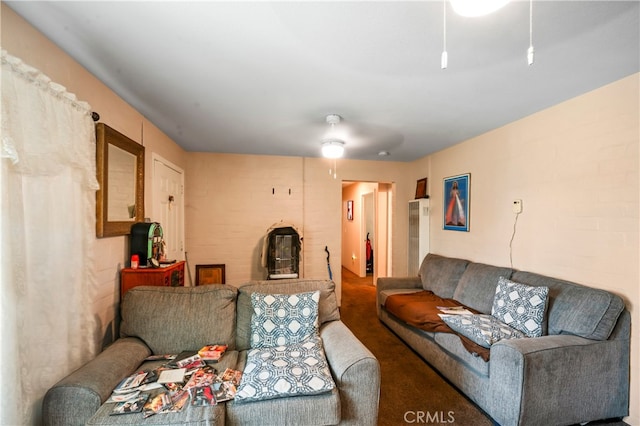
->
[366,233,373,273]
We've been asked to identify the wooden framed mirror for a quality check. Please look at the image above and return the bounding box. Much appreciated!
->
[96,123,145,238]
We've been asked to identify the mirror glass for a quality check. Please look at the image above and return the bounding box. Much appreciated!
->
[96,123,145,237]
[107,144,138,221]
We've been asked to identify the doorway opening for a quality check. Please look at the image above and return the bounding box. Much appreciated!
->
[341,181,393,286]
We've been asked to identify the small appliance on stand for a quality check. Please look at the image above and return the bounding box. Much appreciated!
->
[130,222,164,267]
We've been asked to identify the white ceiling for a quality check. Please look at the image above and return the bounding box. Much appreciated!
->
[6,1,639,162]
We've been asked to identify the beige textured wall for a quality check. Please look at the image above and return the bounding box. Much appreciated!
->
[376,183,392,279]
[185,153,304,283]
[426,74,639,425]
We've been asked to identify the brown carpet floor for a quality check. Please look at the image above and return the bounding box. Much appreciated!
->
[339,267,494,426]
[338,267,627,426]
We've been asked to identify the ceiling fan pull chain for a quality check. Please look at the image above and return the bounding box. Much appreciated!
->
[441,0,448,69]
[528,0,535,65]
[329,159,338,179]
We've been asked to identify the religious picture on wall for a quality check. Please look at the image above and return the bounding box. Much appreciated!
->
[443,174,470,232]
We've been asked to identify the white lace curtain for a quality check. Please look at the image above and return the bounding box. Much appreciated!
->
[1,50,99,425]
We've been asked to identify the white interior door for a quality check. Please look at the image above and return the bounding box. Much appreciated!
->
[153,155,184,262]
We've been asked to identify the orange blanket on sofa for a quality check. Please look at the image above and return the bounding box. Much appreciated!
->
[384,290,490,361]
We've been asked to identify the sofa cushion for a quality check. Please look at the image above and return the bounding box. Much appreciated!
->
[236,279,340,351]
[249,291,320,348]
[511,271,625,340]
[441,314,526,348]
[384,290,467,334]
[432,332,491,376]
[85,353,240,425]
[235,336,335,403]
[120,285,238,354]
[491,277,549,338]
[227,387,341,425]
[419,253,470,298]
[453,262,513,313]
[88,393,226,425]
[383,290,491,361]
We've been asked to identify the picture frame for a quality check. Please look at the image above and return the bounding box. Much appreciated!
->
[443,174,470,232]
[95,123,145,238]
[347,200,354,221]
[415,178,428,199]
[195,264,226,285]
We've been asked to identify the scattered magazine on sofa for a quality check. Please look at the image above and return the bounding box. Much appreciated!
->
[104,354,243,417]
[110,392,149,415]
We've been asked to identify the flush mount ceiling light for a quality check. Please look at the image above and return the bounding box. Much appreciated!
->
[321,114,345,159]
[450,0,510,17]
[321,138,345,159]
[442,0,534,69]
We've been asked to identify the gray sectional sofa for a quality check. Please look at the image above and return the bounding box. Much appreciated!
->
[43,279,380,425]
[377,253,630,426]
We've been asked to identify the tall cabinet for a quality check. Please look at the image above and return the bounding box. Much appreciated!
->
[408,199,429,276]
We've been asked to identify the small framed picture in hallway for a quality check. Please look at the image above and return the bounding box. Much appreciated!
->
[443,174,470,232]
[347,200,354,221]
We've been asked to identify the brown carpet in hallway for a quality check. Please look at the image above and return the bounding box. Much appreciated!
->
[339,267,494,426]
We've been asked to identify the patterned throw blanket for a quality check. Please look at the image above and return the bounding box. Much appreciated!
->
[384,290,490,361]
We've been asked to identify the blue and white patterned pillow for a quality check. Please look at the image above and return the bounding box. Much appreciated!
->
[250,291,320,348]
[491,277,549,338]
[441,314,526,348]
[235,336,335,403]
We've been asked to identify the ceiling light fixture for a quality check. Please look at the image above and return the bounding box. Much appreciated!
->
[450,0,510,17]
[322,114,345,179]
[321,114,345,159]
[442,0,535,68]
[321,138,345,159]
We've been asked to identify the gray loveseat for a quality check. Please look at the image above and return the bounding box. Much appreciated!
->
[44,279,380,425]
[377,253,630,426]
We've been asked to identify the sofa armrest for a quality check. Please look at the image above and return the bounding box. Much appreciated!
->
[321,321,380,426]
[489,334,630,426]
[43,337,151,426]
[375,277,423,316]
